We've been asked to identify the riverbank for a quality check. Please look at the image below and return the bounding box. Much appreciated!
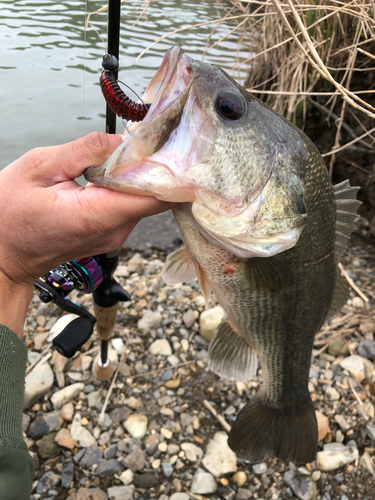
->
[23,230,375,500]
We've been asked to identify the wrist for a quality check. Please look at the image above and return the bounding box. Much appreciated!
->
[0,269,32,338]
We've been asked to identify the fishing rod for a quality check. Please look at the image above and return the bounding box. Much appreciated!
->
[34,0,148,380]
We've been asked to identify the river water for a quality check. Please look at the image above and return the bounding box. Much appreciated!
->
[0,0,250,169]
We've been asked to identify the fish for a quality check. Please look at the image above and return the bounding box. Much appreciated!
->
[85,46,361,464]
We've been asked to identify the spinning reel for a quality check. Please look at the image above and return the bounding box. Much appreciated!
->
[34,250,130,380]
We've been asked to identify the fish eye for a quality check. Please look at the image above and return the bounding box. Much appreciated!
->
[216,92,245,120]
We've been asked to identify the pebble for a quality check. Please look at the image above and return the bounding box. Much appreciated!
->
[71,413,97,448]
[66,488,107,500]
[352,296,364,308]
[325,386,340,401]
[24,362,54,410]
[60,402,74,421]
[340,355,366,382]
[134,472,159,488]
[183,309,196,328]
[232,471,247,487]
[95,459,125,477]
[149,338,172,356]
[36,471,61,494]
[316,410,330,441]
[328,339,346,356]
[124,413,148,439]
[358,340,375,360]
[127,396,143,410]
[283,471,313,500]
[61,462,74,489]
[36,433,59,459]
[76,447,103,468]
[170,494,189,500]
[123,445,146,471]
[181,442,203,461]
[55,428,75,449]
[128,253,145,274]
[162,461,174,477]
[51,383,85,410]
[138,309,162,334]
[191,468,217,494]
[111,338,126,355]
[107,485,134,500]
[30,411,62,437]
[317,443,359,471]
[252,463,267,474]
[199,305,225,342]
[359,451,375,475]
[119,469,135,485]
[202,432,237,477]
[366,423,375,441]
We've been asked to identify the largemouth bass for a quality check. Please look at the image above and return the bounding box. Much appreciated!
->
[85,47,360,464]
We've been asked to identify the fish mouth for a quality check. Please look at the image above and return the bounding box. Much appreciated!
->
[84,46,196,201]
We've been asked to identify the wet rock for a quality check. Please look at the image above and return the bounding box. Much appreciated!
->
[317,443,359,471]
[181,442,203,461]
[30,411,63,437]
[233,471,247,487]
[95,459,125,477]
[134,472,159,488]
[123,445,146,471]
[61,462,74,489]
[199,305,225,342]
[191,468,217,494]
[283,470,313,500]
[51,383,85,410]
[36,433,59,459]
[202,432,237,477]
[316,410,330,441]
[149,338,172,356]
[124,413,148,439]
[119,469,135,485]
[36,471,61,494]
[77,447,103,468]
[138,309,162,334]
[107,485,134,500]
[358,340,375,360]
[24,362,54,410]
[55,428,75,449]
[340,355,365,383]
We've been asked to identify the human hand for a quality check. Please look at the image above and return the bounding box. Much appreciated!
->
[0,132,170,287]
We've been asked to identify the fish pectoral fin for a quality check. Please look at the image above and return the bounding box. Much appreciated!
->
[244,254,291,293]
[228,392,317,465]
[209,320,258,381]
[162,246,197,285]
[195,262,212,310]
[334,179,361,260]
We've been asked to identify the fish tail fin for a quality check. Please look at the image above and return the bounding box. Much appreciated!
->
[228,391,317,464]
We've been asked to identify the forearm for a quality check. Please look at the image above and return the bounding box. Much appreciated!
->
[0,270,32,338]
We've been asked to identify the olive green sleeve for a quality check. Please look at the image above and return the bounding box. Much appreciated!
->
[0,324,34,500]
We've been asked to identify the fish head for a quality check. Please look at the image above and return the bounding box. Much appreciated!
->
[85,47,308,258]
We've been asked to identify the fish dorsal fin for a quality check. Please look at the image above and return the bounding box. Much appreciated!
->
[209,320,258,381]
[327,266,350,319]
[334,179,361,260]
[162,246,197,285]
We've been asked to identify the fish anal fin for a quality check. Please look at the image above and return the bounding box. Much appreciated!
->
[162,246,196,285]
[228,392,317,465]
[209,320,258,381]
[334,180,361,260]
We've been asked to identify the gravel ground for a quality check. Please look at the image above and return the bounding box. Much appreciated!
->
[22,223,375,500]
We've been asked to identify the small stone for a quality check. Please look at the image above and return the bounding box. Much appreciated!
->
[33,332,49,350]
[334,415,351,433]
[183,309,196,328]
[110,406,131,424]
[161,427,173,439]
[71,421,97,448]
[36,434,59,459]
[181,442,203,462]
[340,355,365,383]
[202,432,237,477]
[30,411,62,437]
[316,411,329,441]
[95,459,125,477]
[191,467,217,494]
[358,340,375,361]
[51,383,85,410]
[98,413,113,429]
[127,396,143,410]
[60,402,74,421]
[232,471,247,487]
[22,414,30,433]
[124,413,148,439]
[359,322,375,336]
[134,472,159,488]
[88,390,103,407]
[128,253,145,274]
[115,264,129,278]
[144,434,159,455]
[149,338,172,356]
[312,470,321,481]
[61,462,74,489]
[138,309,162,334]
[24,362,54,410]
[107,485,134,500]
[104,444,118,459]
[119,469,134,485]
[170,494,189,500]
[366,423,375,441]
[317,444,359,471]
[252,463,267,474]
[66,488,107,500]
[168,444,180,455]
[199,305,225,342]
[77,447,103,467]
[123,445,146,472]
[352,297,364,308]
[55,428,75,449]
[161,461,174,477]
[236,488,253,499]
[180,413,193,427]
[283,471,313,500]
[36,471,61,494]
[325,386,340,401]
[167,354,180,366]
[165,379,181,389]
[359,451,375,475]
[328,339,346,357]
[111,338,126,355]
